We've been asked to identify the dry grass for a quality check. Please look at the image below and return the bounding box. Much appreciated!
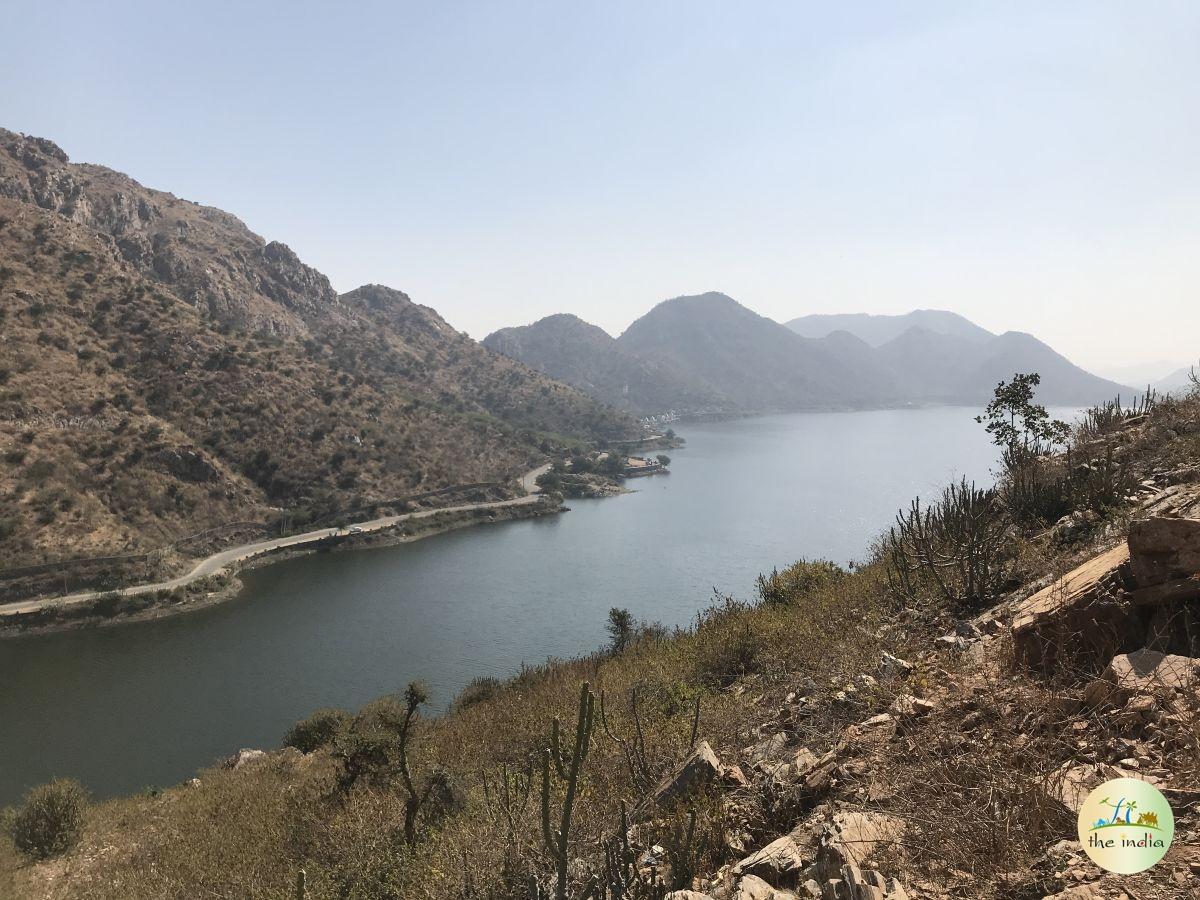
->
[0,562,896,900]
[2,381,1196,899]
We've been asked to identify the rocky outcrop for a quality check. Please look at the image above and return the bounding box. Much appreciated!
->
[153,447,220,483]
[1012,482,1200,669]
[648,741,732,811]
[811,812,905,879]
[1010,544,1136,669]
[732,836,809,884]
[815,865,908,900]
[222,748,266,769]
[733,873,796,900]
[1128,516,1200,585]
[1083,649,1200,711]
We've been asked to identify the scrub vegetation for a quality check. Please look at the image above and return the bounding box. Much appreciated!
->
[4,378,1199,899]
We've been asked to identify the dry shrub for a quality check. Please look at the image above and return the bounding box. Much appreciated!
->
[283,707,352,753]
[9,778,87,860]
[756,558,847,606]
[874,681,1077,883]
[54,754,338,899]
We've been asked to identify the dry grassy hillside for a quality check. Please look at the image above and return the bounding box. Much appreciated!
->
[0,131,638,567]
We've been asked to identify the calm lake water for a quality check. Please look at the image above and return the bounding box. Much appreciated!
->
[0,407,1041,804]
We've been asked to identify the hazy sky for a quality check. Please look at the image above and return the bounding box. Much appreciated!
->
[2,1,1197,377]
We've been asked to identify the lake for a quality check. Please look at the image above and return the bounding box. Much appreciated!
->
[0,407,1033,804]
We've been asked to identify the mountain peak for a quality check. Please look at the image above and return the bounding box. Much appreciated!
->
[787,310,993,346]
[491,292,1127,414]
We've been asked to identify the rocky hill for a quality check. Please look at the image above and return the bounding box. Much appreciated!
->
[486,294,1126,417]
[0,129,638,567]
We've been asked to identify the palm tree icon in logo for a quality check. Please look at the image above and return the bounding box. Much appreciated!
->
[1093,796,1141,829]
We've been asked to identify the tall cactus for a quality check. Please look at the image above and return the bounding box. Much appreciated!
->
[540,682,597,900]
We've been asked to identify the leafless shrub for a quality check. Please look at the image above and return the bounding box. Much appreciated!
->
[885,479,1015,612]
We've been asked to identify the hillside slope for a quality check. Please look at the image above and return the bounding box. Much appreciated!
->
[483,313,732,417]
[616,292,902,411]
[0,130,637,566]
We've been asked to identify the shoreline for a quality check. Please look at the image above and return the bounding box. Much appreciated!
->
[0,490,561,639]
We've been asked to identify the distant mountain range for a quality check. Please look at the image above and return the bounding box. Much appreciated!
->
[785,309,993,346]
[485,294,1130,418]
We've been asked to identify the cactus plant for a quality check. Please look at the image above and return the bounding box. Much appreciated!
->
[540,682,596,900]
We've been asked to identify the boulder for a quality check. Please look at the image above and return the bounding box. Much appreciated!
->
[1128,516,1200,585]
[889,695,936,720]
[877,651,913,680]
[223,748,267,769]
[1130,573,1200,606]
[791,748,820,780]
[812,812,906,881]
[745,732,790,768]
[1141,482,1200,519]
[732,835,809,884]
[1043,763,1135,815]
[818,864,908,900]
[734,873,797,900]
[665,893,715,900]
[1083,649,1200,710]
[800,756,842,799]
[723,764,750,788]
[1011,544,1136,670]
[651,741,725,810]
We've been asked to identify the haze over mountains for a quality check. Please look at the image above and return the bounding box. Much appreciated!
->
[486,296,1130,418]
[0,129,637,565]
[1156,366,1198,394]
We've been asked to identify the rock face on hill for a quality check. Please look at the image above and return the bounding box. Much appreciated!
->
[1011,483,1200,670]
[0,129,638,566]
[486,295,1126,417]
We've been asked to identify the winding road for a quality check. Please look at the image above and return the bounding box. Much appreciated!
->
[0,465,552,619]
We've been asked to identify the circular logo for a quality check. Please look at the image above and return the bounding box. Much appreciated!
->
[1077,778,1174,874]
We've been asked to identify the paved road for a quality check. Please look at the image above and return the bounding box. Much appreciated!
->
[1,467,549,618]
[521,463,552,494]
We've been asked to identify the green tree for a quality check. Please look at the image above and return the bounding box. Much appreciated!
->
[606,607,636,653]
[976,373,1069,469]
[600,453,625,476]
[655,454,671,467]
[536,470,563,493]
